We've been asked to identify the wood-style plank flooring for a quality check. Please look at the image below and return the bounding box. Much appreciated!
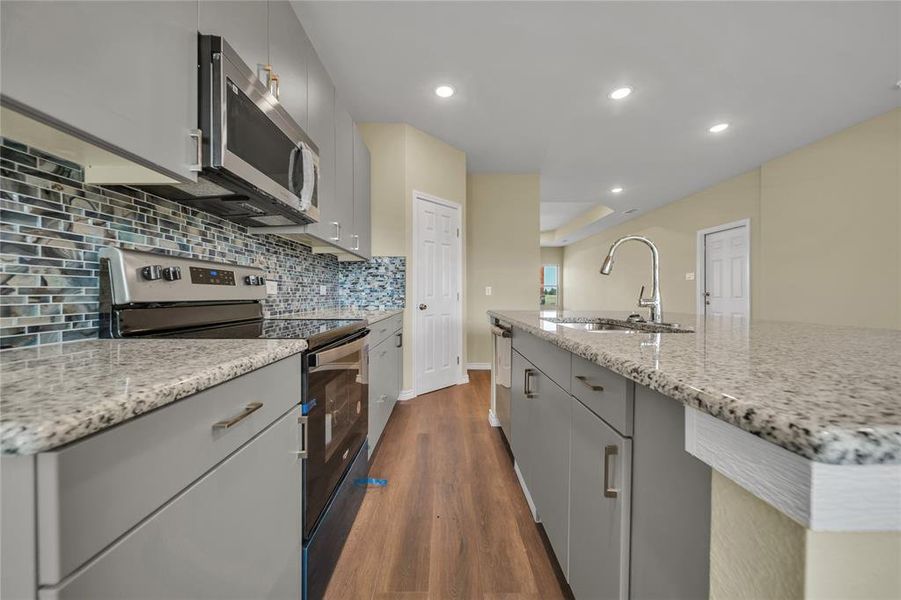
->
[325,370,570,600]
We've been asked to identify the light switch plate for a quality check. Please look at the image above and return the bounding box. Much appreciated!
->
[685,272,695,281]
[266,280,278,294]
[485,286,492,296]
[319,285,327,296]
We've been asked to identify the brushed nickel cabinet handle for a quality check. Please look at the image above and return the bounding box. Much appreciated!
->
[604,444,619,498]
[189,128,202,172]
[575,375,604,392]
[524,368,537,398]
[396,332,403,348]
[295,415,309,459]
[213,402,263,429]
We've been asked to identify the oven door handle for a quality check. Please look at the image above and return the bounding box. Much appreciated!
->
[310,333,370,367]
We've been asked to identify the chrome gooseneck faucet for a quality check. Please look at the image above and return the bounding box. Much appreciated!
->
[600,235,663,323]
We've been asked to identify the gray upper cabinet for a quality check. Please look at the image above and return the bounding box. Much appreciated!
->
[198,1,268,82]
[303,50,341,247]
[267,1,310,131]
[0,1,200,182]
[569,397,632,600]
[333,93,356,252]
[353,124,372,259]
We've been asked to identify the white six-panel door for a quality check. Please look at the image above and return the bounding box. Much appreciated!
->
[703,224,750,318]
[414,193,462,395]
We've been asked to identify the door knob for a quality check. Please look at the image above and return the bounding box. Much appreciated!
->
[418,303,428,310]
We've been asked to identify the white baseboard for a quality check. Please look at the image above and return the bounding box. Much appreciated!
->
[466,362,491,370]
[514,461,539,523]
[488,409,500,427]
[397,389,416,401]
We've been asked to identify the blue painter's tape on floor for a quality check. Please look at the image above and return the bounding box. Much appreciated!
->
[354,477,388,487]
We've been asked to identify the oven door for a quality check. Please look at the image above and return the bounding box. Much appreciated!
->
[201,35,320,223]
[302,331,369,538]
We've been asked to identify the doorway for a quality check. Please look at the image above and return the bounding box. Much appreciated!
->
[696,219,750,318]
[412,191,463,395]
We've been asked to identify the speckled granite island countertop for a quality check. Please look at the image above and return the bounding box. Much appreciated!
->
[277,307,404,324]
[0,338,307,455]
[489,310,901,465]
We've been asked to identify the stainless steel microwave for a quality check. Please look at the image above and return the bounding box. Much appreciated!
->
[144,35,320,226]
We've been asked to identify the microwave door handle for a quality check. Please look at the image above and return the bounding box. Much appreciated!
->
[298,145,316,211]
[287,143,302,199]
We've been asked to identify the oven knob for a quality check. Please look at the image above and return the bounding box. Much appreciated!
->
[257,277,267,286]
[141,265,162,281]
[162,266,182,281]
[245,275,259,285]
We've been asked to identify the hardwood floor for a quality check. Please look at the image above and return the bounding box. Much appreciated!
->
[325,370,571,600]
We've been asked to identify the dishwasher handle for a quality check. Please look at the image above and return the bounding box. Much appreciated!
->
[491,325,512,338]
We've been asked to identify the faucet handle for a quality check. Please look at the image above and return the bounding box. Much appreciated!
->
[638,284,646,303]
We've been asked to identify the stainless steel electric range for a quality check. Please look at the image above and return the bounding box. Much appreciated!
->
[98,246,368,600]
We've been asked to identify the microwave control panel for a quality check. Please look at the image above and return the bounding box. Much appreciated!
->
[189,266,236,286]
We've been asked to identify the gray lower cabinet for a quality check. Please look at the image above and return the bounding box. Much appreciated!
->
[569,398,632,600]
[629,386,711,600]
[528,367,572,576]
[368,325,403,458]
[510,350,535,494]
[40,406,302,600]
[1,0,200,181]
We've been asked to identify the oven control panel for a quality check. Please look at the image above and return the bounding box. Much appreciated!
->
[189,266,236,286]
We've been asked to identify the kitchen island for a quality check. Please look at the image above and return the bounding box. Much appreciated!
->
[489,308,901,599]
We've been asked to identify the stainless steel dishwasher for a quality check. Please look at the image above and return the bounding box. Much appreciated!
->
[492,318,513,442]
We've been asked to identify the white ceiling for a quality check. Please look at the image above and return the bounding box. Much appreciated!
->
[293,1,900,245]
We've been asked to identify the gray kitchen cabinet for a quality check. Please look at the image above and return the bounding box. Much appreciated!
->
[303,49,342,248]
[630,386,711,600]
[528,367,572,576]
[267,0,310,131]
[333,93,357,253]
[569,397,632,600]
[368,324,403,458]
[352,123,372,259]
[0,0,200,182]
[511,350,535,497]
[40,406,302,600]
[198,1,269,83]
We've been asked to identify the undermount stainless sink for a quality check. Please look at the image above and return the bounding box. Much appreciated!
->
[543,318,693,334]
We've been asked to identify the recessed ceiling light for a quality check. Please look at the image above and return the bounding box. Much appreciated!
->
[435,85,455,98]
[608,87,633,100]
[610,186,624,194]
[708,122,730,134]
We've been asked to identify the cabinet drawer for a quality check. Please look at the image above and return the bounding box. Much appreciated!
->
[369,313,403,348]
[571,355,633,436]
[512,329,571,392]
[37,355,302,584]
[39,407,302,600]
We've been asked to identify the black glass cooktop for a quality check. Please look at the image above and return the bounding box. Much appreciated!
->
[156,318,366,350]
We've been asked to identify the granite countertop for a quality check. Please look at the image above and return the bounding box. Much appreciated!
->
[489,309,901,465]
[0,338,307,455]
[276,307,404,325]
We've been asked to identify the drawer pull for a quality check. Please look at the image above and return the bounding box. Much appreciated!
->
[524,368,537,398]
[576,375,604,392]
[603,444,619,498]
[213,402,263,429]
[295,415,309,459]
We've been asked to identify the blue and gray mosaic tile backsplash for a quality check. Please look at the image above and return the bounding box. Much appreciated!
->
[339,256,405,310]
[0,138,404,348]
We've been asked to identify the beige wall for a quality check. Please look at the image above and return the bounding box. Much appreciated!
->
[564,107,901,329]
[358,123,467,392]
[564,170,761,315]
[466,174,540,364]
[540,246,564,308]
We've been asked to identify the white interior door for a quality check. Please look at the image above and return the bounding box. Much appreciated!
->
[704,225,750,318]
[414,194,461,395]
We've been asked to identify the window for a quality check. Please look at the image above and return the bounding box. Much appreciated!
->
[540,264,559,307]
